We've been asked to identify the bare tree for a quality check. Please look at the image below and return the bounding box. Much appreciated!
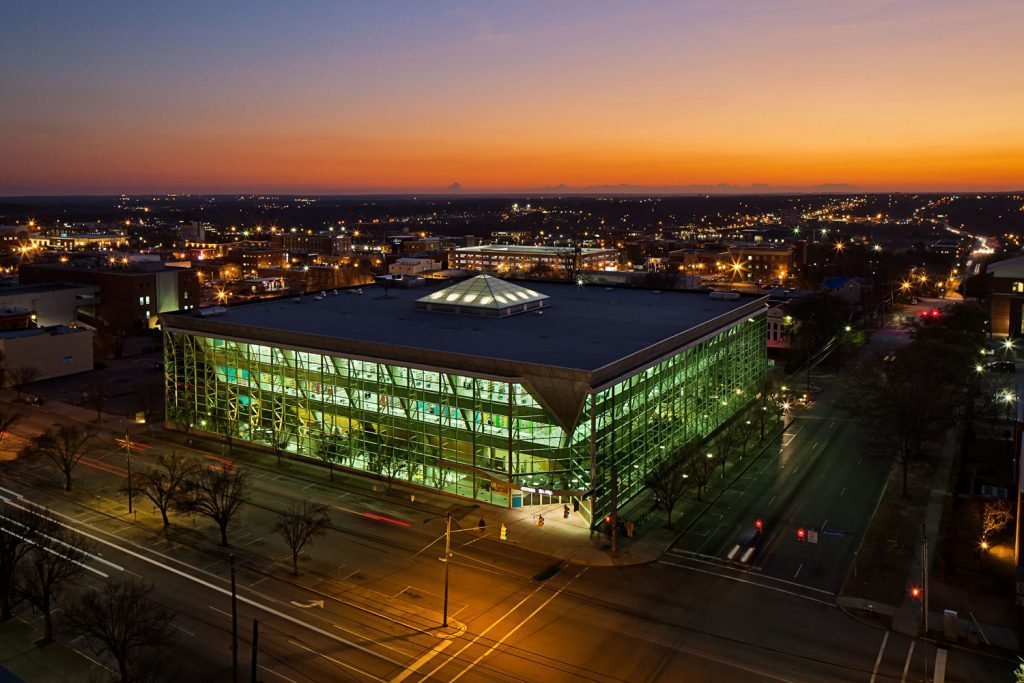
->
[370,434,405,492]
[273,500,331,575]
[644,456,691,529]
[131,379,163,426]
[8,365,40,401]
[86,376,110,423]
[178,467,250,546]
[554,244,583,282]
[269,426,292,468]
[981,499,1014,542]
[0,501,52,621]
[127,452,199,528]
[716,423,745,478]
[19,519,92,643]
[314,432,344,480]
[210,414,238,455]
[21,424,97,492]
[754,374,778,440]
[0,406,23,445]
[64,578,176,682]
[689,453,715,502]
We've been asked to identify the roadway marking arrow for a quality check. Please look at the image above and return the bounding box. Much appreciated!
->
[290,599,324,609]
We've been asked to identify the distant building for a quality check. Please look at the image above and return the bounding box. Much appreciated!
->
[0,282,100,327]
[225,246,288,276]
[821,276,873,305]
[986,256,1024,337]
[19,260,199,331]
[721,246,794,282]
[389,258,441,276]
[30,233,129,252]
[272,233,352,259]
[0,325,93,380]
[452,245,618,275]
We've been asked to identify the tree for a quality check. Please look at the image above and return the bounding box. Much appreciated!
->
[132,379,163,427]
[554,245,583,282]
[0,406,23,445]
[273,500,331,575]
[269,426,292,467]
[21,424,97,492]
[689,452,715,502]
[178,467,249,546]
[716,423,745,478]
[127,452,199,528]
[20,520,92,643]
[981,499,1013,543]
[0,501,51,621]
[367,432,405,492]
[644,455,691,529]
[848,341,969,497]
[314,432,344,480]
[754,374,778,440]
[64,578,176,682]
[7,365,40,400]
[86,376,110,423]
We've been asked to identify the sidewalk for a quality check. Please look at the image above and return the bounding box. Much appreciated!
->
[0,618,108,682]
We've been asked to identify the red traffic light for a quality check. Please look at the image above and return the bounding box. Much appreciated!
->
[910,586,921,599]
[755,519,763,532]
[796,528,806,542]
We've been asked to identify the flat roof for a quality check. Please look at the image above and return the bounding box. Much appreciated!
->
[164,281,764,375]
[454,245,615,255]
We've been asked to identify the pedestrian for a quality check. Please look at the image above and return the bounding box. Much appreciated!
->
[562,504,570,520]
[537,514,544,528]
[478,517,486,533]
[625,521,635,538]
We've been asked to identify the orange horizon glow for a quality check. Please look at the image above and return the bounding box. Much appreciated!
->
[2,1,1022,194]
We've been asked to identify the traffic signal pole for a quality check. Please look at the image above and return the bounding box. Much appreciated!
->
[442,512,451,628]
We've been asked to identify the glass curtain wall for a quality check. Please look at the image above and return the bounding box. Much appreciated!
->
[575,316,767,521]
[164,314,765,525]
[164,332,575,508]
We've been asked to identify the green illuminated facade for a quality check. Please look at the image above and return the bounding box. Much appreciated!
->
[163,281,767,525]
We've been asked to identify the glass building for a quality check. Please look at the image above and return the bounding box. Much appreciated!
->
[162,276,767,526]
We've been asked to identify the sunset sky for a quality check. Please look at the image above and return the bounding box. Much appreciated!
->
[2,0,1022,195]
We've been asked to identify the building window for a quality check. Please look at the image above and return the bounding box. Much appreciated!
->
[1013,282,1024,293]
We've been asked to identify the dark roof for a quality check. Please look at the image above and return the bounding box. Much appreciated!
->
[164,281,764,374]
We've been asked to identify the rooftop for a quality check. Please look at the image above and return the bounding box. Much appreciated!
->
[164,279,764,375]
[454,245,616,255]
[415,275,548,317]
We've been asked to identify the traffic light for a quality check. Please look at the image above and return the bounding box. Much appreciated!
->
[796,528,806,542]
[499,523,508,541]
[755,519,763,533]
[910,586,921,599]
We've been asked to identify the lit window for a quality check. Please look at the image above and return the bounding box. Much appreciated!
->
[1013,282,1024,293]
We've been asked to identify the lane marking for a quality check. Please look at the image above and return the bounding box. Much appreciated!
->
[900,639,916,683]
[793,564,802,579]
[447,569,585,683]
[418,571,583,682]
[289,638,386,682]
[259,665,299,683]
[868,631,889,683]
[658,560,836,607]
[390,639,453,683]
[3,493,407,670]
[840,486,846,497]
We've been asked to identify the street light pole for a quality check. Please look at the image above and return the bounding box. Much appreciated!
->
[442,512,451,628]
[124,428,133,514]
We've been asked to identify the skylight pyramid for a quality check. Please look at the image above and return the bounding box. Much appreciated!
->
[415,274,549,317]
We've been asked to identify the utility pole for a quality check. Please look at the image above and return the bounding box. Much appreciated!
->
[124,428,133,514]
[250,618,259,683]
[922,524,929,637]
[442,512,452,627]
[230,554,239,681]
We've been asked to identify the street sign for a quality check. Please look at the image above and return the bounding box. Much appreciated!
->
[807,530,819,544]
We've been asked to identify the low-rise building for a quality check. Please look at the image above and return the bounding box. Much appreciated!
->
[389,258,441,276]
[0,282,100,327]
[452,245,618,275]
[986,256,1024,337]
[0,325,93,380]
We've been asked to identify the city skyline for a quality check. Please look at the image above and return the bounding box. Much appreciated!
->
[3,0,1023,195]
